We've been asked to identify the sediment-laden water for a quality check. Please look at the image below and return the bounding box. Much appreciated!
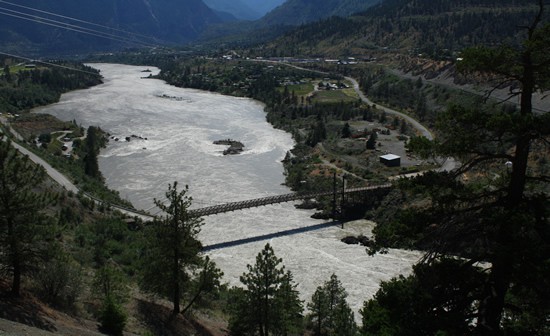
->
[35,63,420,317]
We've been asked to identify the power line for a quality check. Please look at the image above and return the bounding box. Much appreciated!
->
[0,0,160,43]
[0,7,158,49]
[0,51,102,76]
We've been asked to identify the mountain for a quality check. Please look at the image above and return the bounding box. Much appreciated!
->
[202,0,261,20]
[260,0,382,26]
[0,0,222,55]
[240,0,287,18]
[264,0,547,57]
[197,0,381,46]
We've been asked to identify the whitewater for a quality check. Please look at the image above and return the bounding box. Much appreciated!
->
[35,63,421,317]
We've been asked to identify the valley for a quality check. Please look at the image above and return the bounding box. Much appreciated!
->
[0,0,548,335]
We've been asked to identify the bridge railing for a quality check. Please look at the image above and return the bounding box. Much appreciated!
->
[92,183,393,220]
[187,183,392,218]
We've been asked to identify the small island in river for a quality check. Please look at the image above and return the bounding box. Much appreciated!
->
[214,139,244,155]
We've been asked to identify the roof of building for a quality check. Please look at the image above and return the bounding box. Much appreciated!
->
[380,154,401,160]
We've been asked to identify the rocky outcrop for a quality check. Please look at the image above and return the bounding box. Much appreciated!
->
[214,139,244,155]
[341,235,372,247]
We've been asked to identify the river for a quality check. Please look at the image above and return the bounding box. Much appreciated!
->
[35,63,421,317]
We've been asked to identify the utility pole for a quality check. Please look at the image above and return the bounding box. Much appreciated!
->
[341,175,346,228]
[332,172,337,220]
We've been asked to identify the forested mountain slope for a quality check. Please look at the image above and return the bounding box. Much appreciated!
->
[264,0,547,57]
[260,0,382,26]
[198,0,381,48]
[202,0,260,21]
[0,0,221,55]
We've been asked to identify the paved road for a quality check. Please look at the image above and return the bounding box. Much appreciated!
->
[344,76,434,140]
[1,117,153,221]
[1,117,78,193]
[10,141,79,193]
[262,60,434,140]
[261,60,458,173]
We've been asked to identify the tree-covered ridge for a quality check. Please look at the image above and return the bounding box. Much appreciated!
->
[0,0,222,55]
[365,0,538,17]
[0,60,101,113]
[260,0,381,26]
[265,0,547,57]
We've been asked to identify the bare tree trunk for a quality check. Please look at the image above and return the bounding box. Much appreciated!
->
[477,24,536,334]
[477,259,509,335]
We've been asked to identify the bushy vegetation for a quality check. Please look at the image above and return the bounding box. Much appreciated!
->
[0,61,101,113]
[158,58,399,206]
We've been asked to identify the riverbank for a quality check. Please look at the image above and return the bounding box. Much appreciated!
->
[33,63,421,320]
[156,58,436,218]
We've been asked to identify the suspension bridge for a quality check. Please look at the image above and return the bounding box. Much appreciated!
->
[102,182,393,221]
[187,183,393,218]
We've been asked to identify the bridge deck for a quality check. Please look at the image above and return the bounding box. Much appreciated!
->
[187,184,392,218]
[109,183,392,220]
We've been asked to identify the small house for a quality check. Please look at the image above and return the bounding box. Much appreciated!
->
[380,154,401,167]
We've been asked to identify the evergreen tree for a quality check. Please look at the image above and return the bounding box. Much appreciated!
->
[361,259,484,336]
[93,264,129,304]
[229,243,303,336]
[273,272,304,336]
[83,126,102,179]
[371,3,550,334]
[307,118,327,147]
[140,182,204,315]
[3,64,11,83]
[0,140,51,296]
[99,295,127,336]
[181,256,223,315]
[307,274,357,336]
[366,132,377,150]
[378,111,387,123]
[341,123,352,138]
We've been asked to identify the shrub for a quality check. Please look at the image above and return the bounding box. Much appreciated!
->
[99,296,127,336]
[34,258,82,309]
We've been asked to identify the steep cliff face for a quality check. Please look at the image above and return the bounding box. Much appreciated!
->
[0,0,221,54]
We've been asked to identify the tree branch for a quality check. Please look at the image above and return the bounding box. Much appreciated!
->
[526,175,550,183]
[452,154,513,177]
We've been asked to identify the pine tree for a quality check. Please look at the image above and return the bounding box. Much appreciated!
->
[372,2,550,334]
[0,140,51,296]
[273,272,304,336]
[83,126,102,179]
[3,64,11,83]
[341,123,352,138]
[229,243,303,336]
[139,182,204,315]
[307,274,357,336]
[366,132,377,150]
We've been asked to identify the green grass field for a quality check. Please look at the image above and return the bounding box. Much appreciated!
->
[312,89,359,103]
[287,82,314,96]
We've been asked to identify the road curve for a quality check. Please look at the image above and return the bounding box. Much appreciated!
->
[344,76,434,140]
[260,60,434,141]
